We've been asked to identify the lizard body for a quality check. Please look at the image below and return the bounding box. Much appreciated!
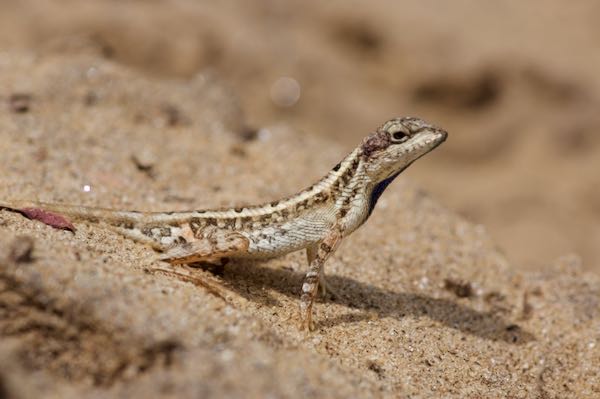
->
[1,117,447,329]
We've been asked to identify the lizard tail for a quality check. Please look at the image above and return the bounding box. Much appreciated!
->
[0,199,145,223]
[0,199,171,250]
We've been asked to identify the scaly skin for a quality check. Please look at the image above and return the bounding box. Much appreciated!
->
[1,117,447,330]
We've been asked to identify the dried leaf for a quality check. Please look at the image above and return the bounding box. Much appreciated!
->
[19,207,75,232]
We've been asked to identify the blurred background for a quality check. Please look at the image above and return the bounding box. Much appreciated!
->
[2,0,599,272]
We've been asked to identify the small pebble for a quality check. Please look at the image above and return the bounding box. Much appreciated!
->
[443,278,474,298]
[8,93,32,113]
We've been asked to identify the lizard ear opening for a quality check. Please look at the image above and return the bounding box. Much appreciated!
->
[361,130,391,157]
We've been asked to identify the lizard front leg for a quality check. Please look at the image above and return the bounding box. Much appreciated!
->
[306,244,338,299]
[300,226,343,331]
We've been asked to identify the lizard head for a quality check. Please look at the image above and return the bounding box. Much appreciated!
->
[361,116,447,183]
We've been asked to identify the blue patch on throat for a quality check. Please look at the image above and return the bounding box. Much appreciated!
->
[367,171,402,217]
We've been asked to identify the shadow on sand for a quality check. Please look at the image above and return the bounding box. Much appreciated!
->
[212,260,535,344]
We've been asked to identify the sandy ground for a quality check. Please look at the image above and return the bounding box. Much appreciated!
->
[0,51,598,398]
[0,1,599,398]
[1,0,599,272]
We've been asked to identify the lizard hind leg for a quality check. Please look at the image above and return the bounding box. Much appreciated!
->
[151,232,249,300]
[159,231,249,265]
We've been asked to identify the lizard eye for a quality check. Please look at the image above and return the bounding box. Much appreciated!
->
[391,131,409,142]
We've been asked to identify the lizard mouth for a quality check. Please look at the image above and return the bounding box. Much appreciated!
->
[403,129,447,155]
[383,128,447,180]
[433,129,448,146]
[423,128,448,148]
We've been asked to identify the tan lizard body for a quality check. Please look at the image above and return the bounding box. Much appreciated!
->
[1,117,447,330]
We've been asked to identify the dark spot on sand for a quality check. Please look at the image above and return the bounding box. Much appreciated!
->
[237,126,259,142]
[443,278,474,298]
[8,93,32,113]
[412,68,502,110]
[9,235,35,263]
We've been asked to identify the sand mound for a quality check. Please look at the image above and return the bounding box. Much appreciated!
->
[0,52,598,398]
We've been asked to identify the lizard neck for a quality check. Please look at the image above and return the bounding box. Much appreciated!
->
[333,157,411,234]
[330,152,374,234]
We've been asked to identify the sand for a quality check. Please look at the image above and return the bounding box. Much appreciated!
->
[0,51,598,398]
[2,0,599,272]
[1,1,599,398]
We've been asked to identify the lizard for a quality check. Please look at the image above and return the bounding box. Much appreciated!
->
[0,117,447,330]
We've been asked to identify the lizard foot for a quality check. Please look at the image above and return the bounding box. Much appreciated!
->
[298,302,315,331]
[147,264,230,302]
